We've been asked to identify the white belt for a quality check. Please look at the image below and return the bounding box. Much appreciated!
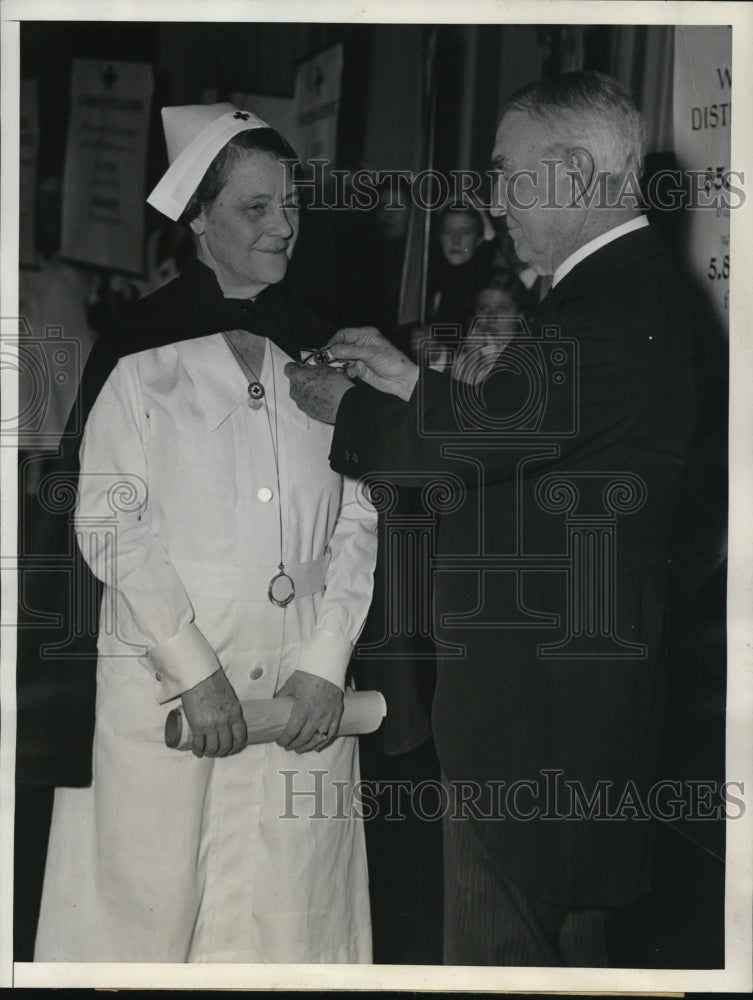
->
[172,557,327,602]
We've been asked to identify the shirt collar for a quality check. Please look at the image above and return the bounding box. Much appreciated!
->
[552,215,649,289]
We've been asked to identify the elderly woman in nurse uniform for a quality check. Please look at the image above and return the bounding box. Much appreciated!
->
[34,105,377,964]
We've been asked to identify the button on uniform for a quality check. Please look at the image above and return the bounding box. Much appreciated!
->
[257,487,273,502]
[250,665,264,680]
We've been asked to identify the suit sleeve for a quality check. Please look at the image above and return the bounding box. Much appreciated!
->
[75,356,222,703]
[330,308,650,488]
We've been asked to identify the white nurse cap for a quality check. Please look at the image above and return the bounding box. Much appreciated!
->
[147,103,270,221]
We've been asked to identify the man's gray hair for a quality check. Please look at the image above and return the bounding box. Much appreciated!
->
[500,71,647,181]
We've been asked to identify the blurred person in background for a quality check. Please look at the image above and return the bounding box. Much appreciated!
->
[410,200,495,366]
[429,200,495,331]
[18,176,99,499]
[451,273,528,385]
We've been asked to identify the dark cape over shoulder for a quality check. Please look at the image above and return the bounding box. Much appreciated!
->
[16,257,330,788]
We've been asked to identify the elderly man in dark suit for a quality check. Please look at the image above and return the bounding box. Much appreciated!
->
[286,71,700,967]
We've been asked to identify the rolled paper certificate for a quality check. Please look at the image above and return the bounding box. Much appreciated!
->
[165,689,387,751]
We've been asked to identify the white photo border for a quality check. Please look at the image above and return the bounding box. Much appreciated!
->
[2,0,751,992]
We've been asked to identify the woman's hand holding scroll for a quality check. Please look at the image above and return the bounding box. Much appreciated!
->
[274,670,344,754]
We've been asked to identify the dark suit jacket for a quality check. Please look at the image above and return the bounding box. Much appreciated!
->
[330,224,701,908]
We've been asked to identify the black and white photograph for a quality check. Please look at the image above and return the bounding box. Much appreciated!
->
[1,0,751,992]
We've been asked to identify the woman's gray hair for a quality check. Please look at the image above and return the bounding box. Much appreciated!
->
[499,71,647,182]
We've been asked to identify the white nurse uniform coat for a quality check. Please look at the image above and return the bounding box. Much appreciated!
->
[34,333,378,963]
